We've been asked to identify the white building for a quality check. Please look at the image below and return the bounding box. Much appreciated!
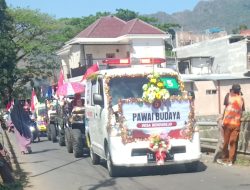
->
[173,34,250,75]
[56,16,170,81]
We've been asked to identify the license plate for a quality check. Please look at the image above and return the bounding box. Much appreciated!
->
[147,151,156,163]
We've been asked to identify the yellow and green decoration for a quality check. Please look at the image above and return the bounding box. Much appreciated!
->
[142,73,179,104]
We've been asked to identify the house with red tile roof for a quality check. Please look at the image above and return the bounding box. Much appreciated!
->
[56,15,170,80]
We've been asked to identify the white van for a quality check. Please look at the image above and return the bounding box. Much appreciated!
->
[85,62,201,177]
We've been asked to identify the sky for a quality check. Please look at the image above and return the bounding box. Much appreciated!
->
[5,0,201,18]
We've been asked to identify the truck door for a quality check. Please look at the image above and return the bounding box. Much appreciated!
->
[86,77,104,156]
[92,77,105,156]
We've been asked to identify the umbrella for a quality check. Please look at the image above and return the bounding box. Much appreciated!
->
[56,82,85,96]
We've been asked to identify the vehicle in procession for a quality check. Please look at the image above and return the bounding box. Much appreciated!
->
[35,103,47,136]
[64,94,88,158]
[45,99,60,143]
[84,57,201,177]
[45,86,88,158]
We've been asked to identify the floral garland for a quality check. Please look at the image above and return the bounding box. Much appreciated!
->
[149,133,170,165]
[142,73,170,104]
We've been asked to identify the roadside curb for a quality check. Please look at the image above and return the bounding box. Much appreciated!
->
[2,130,18,173]
[2,130,29,188]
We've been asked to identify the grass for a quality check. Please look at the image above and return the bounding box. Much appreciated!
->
[0,131,29,190]
[0,181,23,190]
[235,154,250,166]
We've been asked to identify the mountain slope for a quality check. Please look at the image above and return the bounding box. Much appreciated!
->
[148,0,250,33]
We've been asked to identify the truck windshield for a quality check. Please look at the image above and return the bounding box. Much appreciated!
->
[109,76,181,106]
[38,108,46,116]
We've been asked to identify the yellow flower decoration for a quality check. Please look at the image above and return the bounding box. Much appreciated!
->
[150,78,157,84]
[157,82,164,88]
[142,73,170,103]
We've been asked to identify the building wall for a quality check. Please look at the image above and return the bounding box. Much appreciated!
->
[193,81,218,116]
[184,78,250,117]
[175,36,247,74]
[84,44,130,59]
[219,79,250,113]
[63,39,165,76]
[131,39,165,58]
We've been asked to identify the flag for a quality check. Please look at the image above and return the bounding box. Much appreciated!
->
[81,63,99,82]
[6,99,14,112]
[56,69,65,96]
[57,69,65,88]
[31,89,38,112]
[46,86,53,99]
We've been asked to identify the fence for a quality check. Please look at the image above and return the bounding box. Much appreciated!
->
[198,120,250,154]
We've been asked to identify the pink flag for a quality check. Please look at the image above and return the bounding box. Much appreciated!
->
[56,69,65,96]
[81,63,99,82]
[6,99,14,112]
[57,69,65,88]
[31,89,38,112]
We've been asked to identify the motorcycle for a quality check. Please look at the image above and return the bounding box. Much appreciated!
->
[29,121,40,143]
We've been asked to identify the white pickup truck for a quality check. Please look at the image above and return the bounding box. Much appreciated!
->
[85,63,201,177]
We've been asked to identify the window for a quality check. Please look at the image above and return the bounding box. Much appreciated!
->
[91,80,97,105]
[206,89,217,95]
[106,53,115,58]
[109,76,180,106]
[86,54,93,67]
[97,78,104,107]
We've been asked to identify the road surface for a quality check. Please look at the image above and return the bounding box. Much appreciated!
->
[7,134,250,190]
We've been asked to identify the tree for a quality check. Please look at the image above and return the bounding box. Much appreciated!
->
[232,24,248,34]
[0,0,16,106]
[6,8,64,99]
[114,9,139,21]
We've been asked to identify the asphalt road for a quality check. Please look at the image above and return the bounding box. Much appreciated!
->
[6,133,250,190]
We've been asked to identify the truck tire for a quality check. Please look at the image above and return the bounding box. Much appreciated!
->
[47,125,51,141]
[65,128,73,153]
[72,128,83,158]
[106,145,119,177]
[58,124,65,146]
[90,144,100,165]
[50,124,57,143]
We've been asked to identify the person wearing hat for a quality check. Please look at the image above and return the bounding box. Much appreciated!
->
[217,84,245,166]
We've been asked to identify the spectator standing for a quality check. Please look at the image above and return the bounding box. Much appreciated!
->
[10,101,32,154]
[217,84,245,166]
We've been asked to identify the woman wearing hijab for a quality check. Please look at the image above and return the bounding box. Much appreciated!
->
[10,100,32,154]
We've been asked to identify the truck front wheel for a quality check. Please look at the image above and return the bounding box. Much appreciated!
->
[50,124,57,143]
[90,141,100,165]
[65,128,73,153]
[72,128,83,158]
[106,146,119,177]
[47,124,51,141]
[58,124,65,146]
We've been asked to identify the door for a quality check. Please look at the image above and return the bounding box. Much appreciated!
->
[86,78,105,156]
[92,77,105,156]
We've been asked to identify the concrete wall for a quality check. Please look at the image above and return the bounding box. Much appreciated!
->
[175,36,248,74]
[131,38,165,58]
[184,78,250,117]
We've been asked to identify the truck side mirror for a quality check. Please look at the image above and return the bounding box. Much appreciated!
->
[93,93,104,106]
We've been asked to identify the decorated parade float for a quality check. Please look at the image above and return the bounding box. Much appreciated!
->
[85,58,201,177]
